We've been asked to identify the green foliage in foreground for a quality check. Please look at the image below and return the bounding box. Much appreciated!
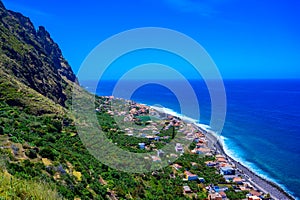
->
[226,187,249,200]
[0,167,61,199]
[0,78,242,199]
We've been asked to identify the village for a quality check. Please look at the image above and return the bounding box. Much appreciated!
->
[97,96,272,200]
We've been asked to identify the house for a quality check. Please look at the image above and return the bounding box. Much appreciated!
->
[183,185,192,193]
[233,177,243,185]
[170,153,178,158]
[194,138,200,143]
[157,149,165,157]
[184,171,198,181]
[249,190,262,197]
[196,142,204,148]
[248,196,262,200]
[173,122,181,127]
[219,162,231,168]
[219,191,227,199]
[173,164,183,171]
[215,154,225,159]
[151,156,161,162]
[138,143,145,150]
[196,132,205,137]
[146,135,155,141]
[220,167,235,175]
[194,148,211,154]
[216,157,227,163]
[169,173,176,179]
[198,177,205,183]
[205,161,217,167]
[175,143,183,152]
[214,186,228,192]
[208,192,222,200]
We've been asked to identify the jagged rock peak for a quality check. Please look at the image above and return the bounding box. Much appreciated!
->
[0,0,78,106]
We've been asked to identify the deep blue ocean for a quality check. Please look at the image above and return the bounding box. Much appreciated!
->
[81,79,300,199]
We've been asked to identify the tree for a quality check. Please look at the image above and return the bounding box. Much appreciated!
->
[25,149,37,159]
[39,147,57,160]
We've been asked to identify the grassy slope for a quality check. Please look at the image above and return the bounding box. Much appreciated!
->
[0,67,66,116]
[0,67,109,199]
[0,69,65,199]
[0,168,61,199]
[0,69,226,199]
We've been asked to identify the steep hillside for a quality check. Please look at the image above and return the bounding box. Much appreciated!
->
[0,1,225,200]
[0,1,77,107]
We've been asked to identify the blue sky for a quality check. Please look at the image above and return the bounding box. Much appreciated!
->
[2,0,300,79]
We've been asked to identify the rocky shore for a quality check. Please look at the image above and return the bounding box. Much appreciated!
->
[203,128,295,200]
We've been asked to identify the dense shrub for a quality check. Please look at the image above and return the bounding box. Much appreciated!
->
[39,147,57,160]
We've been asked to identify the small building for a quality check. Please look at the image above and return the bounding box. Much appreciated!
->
[216,157,227,163]
[208,192,222,200]
[220,167,235,175]
[138,143,145,150]
[249,190,262,197]
[175,143,183,152]
[183,185,192,193]
[205,161,217,167]
[198,177,205,183]
[195,148,211,154]
[248,196,262,200]
[151,156,161,162]
[173,163,183,171]
[233,177,243,185]
[194,138,200,143]
[219,191,227,199]
[146,135,155,141]
[157,149,165,157]
[184,171,198,181]
[196,142,204,148]
[169,173,176,179]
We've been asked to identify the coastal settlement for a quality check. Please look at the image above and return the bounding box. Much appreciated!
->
[95,96,293,200]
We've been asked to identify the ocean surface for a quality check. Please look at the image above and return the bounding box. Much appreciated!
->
[81,79,300,199]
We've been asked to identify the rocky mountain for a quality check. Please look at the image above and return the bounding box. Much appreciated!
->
[0,1,77,107]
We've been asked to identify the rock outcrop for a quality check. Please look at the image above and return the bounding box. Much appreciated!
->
[0,1,77,107]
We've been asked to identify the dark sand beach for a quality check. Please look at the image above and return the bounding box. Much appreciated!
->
[202,128,295,200]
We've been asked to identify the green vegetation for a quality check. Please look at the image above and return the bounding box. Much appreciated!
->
[0,169,61,199]
[0,89,224,199]
[0,2,251,198]
[0,79,244,199]
[225,187,249,199]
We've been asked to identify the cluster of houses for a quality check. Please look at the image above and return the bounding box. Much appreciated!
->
[190,131,213,156]
[98,97,269,200]
[170,153,269,200]
[205,154,269,200]
[170,162,205,196]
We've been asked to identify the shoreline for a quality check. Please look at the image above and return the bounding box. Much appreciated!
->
[197,125,295,200]
[101,96,296,199]
[149,103,295,199]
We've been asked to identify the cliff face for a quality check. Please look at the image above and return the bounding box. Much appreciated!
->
[0,1,77,107]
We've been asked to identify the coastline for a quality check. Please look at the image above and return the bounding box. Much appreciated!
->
[149,103,295,199]
[96,95,296,199]
[197,125,295,200]
[149,104,295,199]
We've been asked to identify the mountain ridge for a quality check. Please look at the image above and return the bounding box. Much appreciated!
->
[0,1,77,107]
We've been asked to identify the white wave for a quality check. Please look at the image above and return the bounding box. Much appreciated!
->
[195,123,212,131]
[146,103,296,198]
[221,136,296,199]
[150,105,199,124]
